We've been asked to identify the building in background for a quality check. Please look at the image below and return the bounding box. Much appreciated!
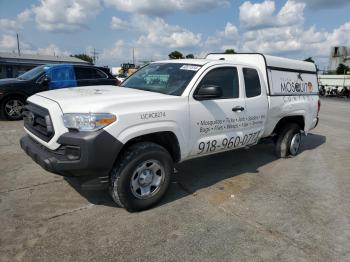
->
[0,52,90,79]
[328,46,350,72]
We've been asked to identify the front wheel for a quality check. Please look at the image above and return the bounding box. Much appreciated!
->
[109,142,173,212]
[1,97,25,120]
[274,123,301,158]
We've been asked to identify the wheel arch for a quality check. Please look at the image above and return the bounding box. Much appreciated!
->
[273,115,305,135]
[119,131,181,163]
[0,92,27,103]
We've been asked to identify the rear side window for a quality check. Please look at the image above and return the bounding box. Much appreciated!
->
[243,68,261,98]
[75,67,107,80]
[198,67,239,99]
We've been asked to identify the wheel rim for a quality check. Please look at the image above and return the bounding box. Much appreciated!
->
[5,99,24,118]
[290,133,301,155]
[130,159,165,199]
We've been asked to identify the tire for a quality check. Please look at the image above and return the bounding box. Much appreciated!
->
[109,142,173,212]
[274,123,301,158]
[1,96,25,120]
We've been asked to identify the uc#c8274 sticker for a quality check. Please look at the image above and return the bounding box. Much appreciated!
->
[140,111,166,120]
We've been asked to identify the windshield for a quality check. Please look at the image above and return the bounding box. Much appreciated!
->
[17,65,48,80]
[121,63,201,96]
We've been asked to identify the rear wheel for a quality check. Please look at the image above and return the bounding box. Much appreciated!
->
[1,96,25,120]
[274,123,301,158]
[109,142,173,212]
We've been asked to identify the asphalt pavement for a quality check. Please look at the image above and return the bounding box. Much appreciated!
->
[0,97,349,262]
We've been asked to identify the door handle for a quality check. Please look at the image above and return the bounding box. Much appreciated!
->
[232,106,245,112]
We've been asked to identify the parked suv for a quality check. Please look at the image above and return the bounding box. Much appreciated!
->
[0,64,118,120]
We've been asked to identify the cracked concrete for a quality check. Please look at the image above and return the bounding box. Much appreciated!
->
[0,97,349,261]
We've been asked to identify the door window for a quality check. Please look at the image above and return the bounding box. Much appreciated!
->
[243,68,261,98]
[50,67,74,81]
[197,67,239,99]
[75,67,107,80]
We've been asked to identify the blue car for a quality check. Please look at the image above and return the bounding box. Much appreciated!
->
[0,64,118,120]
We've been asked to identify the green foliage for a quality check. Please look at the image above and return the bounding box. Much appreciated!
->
[168,51,184,59]
[224,49,236,54]
[71,54,93,64]
[185,54,194,59]
[304,57,315,63]
[336,63,349,75]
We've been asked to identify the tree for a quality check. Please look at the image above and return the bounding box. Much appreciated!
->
[71,54,93,64]
[185,54,194,59]
[304,57,315,63]
[168,51,184,59]
[224,49,236,54]
[336,63,349,75]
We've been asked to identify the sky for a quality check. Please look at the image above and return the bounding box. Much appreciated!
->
[0,0,350,70]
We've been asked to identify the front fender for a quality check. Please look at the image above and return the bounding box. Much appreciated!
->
[104,120,188,159]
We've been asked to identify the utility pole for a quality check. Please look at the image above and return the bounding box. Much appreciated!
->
[16,33,21,56]
[132,47,135,65]
[91,48,99,64]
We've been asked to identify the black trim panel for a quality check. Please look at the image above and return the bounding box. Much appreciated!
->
[269,94,319,96]
[20,130,123,177]
[267,66,316,75]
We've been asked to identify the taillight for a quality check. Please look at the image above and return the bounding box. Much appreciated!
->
[317,99,321,114]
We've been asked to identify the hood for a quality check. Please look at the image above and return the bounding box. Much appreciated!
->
[35,85,174,112]
[0,78,23,86]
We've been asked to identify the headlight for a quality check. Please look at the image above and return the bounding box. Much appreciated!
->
[63,113,116,131]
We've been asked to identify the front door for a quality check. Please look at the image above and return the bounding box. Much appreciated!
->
[189,66,247,157]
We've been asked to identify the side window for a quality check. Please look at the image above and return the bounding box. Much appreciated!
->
[243,68,261,98]
[198,67,239,99]
[75,67,93,80]
[50,67,74,81]
[93,69,108,79]
[74,67,107,80]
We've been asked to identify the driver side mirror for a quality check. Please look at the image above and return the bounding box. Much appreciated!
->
[39,75,51,86]
[194,85,222,100]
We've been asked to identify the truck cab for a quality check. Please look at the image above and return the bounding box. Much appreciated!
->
[20,54,320,211]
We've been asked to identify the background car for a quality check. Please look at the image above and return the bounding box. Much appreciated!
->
[0,64,119,120]
[116,73,128,83]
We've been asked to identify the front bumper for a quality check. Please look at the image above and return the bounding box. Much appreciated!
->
[20,130,123,177]
[314,117,319,128]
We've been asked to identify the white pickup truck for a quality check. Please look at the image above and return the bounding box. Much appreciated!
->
[20,53,320,211]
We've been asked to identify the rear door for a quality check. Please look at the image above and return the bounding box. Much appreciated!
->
[241,67,268,140]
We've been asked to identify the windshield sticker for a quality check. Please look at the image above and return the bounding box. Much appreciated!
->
[180,65,200,71]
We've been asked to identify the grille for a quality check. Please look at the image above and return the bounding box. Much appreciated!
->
[23,103,55,142]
